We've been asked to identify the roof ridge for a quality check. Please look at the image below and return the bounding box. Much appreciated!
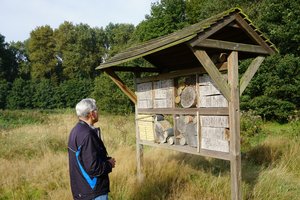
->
[98,7,277,69]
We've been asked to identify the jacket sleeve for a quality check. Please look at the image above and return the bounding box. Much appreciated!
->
[80,133,112,177]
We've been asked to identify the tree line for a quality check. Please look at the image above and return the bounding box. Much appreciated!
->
[0,0,299,122]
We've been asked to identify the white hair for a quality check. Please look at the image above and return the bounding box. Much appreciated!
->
[75,98,97,118]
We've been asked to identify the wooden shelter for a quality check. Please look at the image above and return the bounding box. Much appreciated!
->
[97,8,277,200]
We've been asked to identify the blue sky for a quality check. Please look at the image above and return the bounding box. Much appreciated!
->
[0,0,158,42]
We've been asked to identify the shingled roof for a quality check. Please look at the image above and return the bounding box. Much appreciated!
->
[97,8,277,71]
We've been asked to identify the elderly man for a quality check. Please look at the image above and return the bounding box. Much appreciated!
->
[68,98,116,200]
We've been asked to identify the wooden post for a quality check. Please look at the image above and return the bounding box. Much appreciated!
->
[135,109,144,182]
[134,75,144,183]
[228,51,242,200]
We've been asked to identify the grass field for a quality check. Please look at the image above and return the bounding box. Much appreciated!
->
[0,110,299,200]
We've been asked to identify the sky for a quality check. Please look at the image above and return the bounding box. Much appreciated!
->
[0,0,158,43]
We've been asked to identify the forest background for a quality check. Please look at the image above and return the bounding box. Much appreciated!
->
[1,0,300,199]
[0,0,299,123]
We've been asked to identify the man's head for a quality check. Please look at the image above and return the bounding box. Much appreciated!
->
[75,98,98,125]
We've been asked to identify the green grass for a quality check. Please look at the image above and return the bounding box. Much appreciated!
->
[0,110,299,200]
[263,120,300,138]
[0,110,48,130]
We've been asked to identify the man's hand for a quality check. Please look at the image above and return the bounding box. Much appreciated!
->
[108,158,116,168]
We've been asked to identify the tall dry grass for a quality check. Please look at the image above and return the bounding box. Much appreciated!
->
[0,111,299,200]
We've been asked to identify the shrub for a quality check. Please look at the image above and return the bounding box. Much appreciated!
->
[240,110,265,151]
[6,78,33,109]
[32,79,57,109]
[246,96,295,123]
[0,79,9,109]
[91,73,134,114]
[241,54,300,122]
[58,78,94,108]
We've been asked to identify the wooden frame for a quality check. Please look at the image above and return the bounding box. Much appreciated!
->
[99,8,276,200]
[135,59,231,157]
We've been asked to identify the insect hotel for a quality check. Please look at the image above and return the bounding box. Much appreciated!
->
[97,8,277,200]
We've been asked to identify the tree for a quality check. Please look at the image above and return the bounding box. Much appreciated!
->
[133,0,188,42]
[54,22,105,80]
[185,0,247,24]
[28,26,59,83]
[6,78,33,109]
[0,34,18,82]
[32,79,57,109]
[241,54,300,122]
[255,0,300,56]
[0,79,9,109]
[104,23,135,57]
[9,40,31,80]
[58,78,94,108]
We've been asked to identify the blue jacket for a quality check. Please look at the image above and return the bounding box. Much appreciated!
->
[68,121,112,200]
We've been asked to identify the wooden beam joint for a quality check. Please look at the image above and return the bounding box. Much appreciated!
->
[191,49,231,101]
[104,69,137,104]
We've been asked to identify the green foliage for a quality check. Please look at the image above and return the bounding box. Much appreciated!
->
[5,78,94,110]
[58,78,94,108]
[0,79,9,109]
[186,0,246,24]
[0,109,47,130]
[9,40,31,80]
[133,0,188,42]
[0,34,18,82]
[241,54,300,122]
[28,26,59,82]
[54,22,104,80]
[32,79,57,109]
[92,73,134,114]
[105,23,135,57]
[240,111,266,151]
[6,78,33,109]
[256,0,300,56]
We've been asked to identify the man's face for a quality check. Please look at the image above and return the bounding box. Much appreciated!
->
[91,109,99,123]
[92,109,99,123]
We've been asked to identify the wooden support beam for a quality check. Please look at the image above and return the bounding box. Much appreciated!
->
[138,107,229,115]
[195,39,269,55]
[189,14,236,47]
[136,62,227,84]
[192,49,231,101]
[234,14,276,55]
[240,56,265,95]
[228,51,242,200]
[104,69,137,104]
[109,66,161,73]
[139,140,231,161]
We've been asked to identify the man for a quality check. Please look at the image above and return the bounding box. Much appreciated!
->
[68,98,116,200]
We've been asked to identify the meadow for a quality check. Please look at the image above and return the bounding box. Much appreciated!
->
[0,110,299,200]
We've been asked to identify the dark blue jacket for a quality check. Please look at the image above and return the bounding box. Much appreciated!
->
[68,121,112,200]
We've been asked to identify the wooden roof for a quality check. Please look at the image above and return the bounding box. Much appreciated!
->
[97,8,277,71]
